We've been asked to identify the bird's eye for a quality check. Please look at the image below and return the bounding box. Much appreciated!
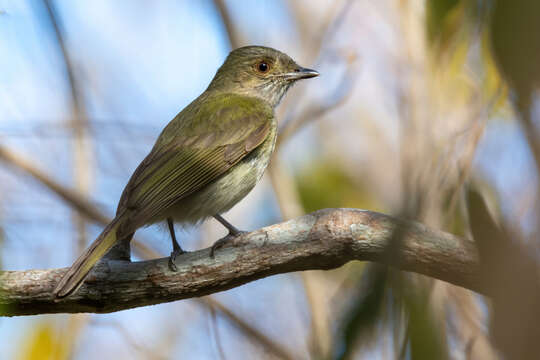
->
[257,61,269,73]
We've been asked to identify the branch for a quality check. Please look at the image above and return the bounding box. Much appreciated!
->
[0,208,480,316]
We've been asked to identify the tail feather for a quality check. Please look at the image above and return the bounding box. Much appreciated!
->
[54,216,124,298]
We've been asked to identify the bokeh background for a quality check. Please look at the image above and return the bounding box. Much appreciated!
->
[1,0,540,359]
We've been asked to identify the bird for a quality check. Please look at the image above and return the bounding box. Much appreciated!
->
[53,45,319,298]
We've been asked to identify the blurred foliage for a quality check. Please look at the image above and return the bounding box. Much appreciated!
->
[333,266,448,360]
[443,197,467,238]
[404,280,448,360]
[333,265,388,360]
[490,0,540,106]
[426,0,507,111]
[17,322,67,360]
[468,188,540,359]
[425,0,461,50]
[295,159,380,214]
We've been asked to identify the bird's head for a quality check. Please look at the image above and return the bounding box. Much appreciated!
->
[208,46,319,107]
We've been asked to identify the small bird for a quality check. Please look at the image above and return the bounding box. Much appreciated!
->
[53,46,319,298]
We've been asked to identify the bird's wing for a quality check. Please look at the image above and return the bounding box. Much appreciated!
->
[117,94,273,228]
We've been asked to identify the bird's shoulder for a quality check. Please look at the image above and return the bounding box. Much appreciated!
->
[155,92,274,149]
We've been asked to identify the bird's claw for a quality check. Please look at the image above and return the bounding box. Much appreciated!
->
[168,249,186,272]
[210,231,248,258]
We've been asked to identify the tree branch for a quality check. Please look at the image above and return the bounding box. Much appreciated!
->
[0,208,480,316]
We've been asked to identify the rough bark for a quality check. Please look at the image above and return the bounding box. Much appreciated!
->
[0,208,480,316]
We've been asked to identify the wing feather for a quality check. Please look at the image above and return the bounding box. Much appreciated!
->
[117,94,273,229]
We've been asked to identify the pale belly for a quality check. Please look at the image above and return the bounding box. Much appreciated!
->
[163,127,277,224]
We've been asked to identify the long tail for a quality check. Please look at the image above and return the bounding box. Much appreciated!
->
[53,216,125,298]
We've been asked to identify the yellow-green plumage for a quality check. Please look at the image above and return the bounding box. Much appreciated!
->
[54,46,318,298]
[118,93,275,229]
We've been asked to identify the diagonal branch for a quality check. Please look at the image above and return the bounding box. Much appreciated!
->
[0,208,480,316]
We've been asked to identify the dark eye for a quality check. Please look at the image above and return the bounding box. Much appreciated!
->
[257,61,269,73]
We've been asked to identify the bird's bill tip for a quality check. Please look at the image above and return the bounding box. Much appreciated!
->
[284,67,320,80]
[297,67,320,78]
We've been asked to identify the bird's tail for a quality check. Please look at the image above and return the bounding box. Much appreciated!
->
[53,216,125,298]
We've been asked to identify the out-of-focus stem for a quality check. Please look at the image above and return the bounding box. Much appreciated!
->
[213,0,243,49]
[35,3,94,358]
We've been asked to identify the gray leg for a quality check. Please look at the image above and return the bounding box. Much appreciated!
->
[210,214,247,257]
[167,217,185,271]
[213,214,242,235]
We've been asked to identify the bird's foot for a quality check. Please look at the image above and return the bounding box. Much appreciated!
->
[168,248,187,272]
[210,230,248,258]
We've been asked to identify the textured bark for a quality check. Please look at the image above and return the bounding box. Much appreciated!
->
[0,208,480,316]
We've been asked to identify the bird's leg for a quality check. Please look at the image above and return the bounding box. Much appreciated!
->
[213,214,243,235]
[210,214,248,257]
[167,217,185,271]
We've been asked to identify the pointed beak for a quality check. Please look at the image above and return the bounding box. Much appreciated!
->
[284,67,320,81]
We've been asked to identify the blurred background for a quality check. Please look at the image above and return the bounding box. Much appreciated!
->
[1,0,540,359]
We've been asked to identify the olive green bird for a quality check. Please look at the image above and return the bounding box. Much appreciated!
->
[53,46,318,298]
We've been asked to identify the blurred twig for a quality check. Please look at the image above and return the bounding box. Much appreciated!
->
[276,53,357,149]
[288,0,356,64]
[208,306,227,360]
[213,0,243,49]
[267,159,303,219]
[200,298,294,360]
[445,86,503,219]
[267,158,330,358]
[277,0,357,149]
[92,319,167,360]
[467,188,540,359]
[43,0,93,254]
[0,145,106,224]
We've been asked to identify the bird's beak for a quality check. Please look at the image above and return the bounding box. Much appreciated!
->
[283,67,320,81]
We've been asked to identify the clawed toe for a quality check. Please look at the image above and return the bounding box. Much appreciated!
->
[168,249,186,272]
[210,231,248,258]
